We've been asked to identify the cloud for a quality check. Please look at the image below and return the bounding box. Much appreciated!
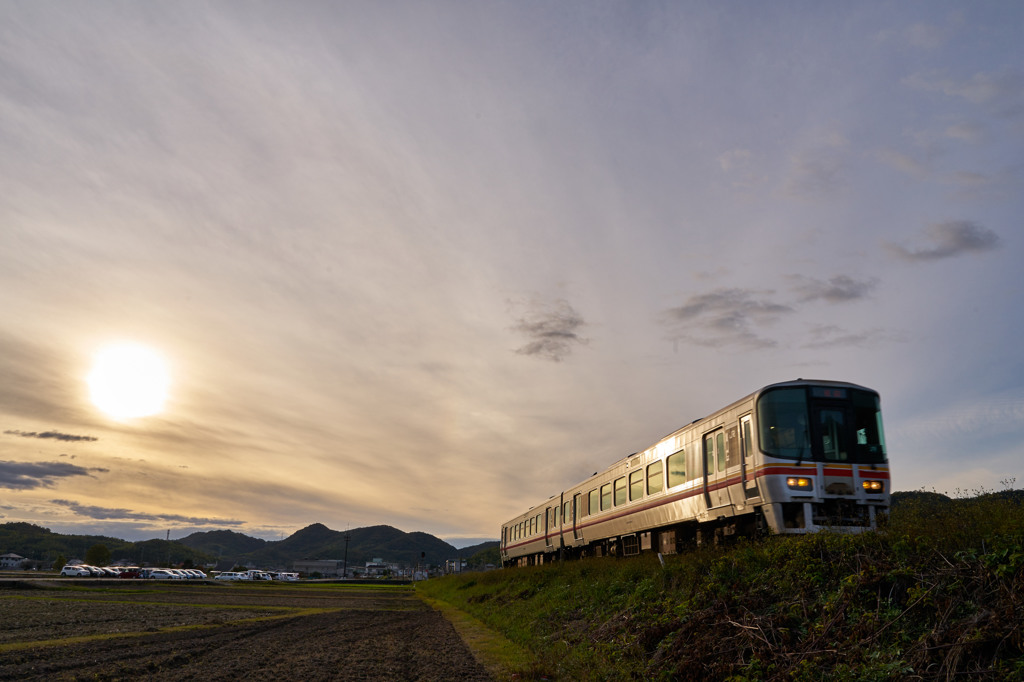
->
[904,69,1024,119]
[905,22,951,49]
[4,430,98,442]
[801,325,901,349]
[511,298,589,362]
[788,275,879,303]
[50,499,245,526]
[874,148,931,179]
[944,122,984,142]
[662,288,793,349]
[886,221,1002,262]
[0,460,108,490]
[783,150,846,196]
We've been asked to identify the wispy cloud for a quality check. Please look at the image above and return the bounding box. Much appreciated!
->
[0,460,108,490]
[5,430,98,442]
[904,68,1024,119]
[788,275,879,303]
[50,499,245,526]
[662,288,793,349]
[511,297,589,362]
[886,221,1001,262]
[801,325,901,349]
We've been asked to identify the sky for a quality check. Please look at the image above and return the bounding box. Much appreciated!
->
[1,2,1022,547]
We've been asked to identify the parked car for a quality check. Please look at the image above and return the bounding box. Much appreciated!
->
[117,567,143,579]
[148,569,179,580]
[60,565,91,577]
[274,572,299,581]
[214,571,249,581]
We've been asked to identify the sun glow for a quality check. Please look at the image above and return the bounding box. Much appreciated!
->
[88,343,170,419]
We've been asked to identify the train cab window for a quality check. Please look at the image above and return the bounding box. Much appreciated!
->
[629,470,644,501]
[600,483,612,511]
[667,450,686,487]
[588,488,598,516]
[647,460,663,495]
[614,477,627,506]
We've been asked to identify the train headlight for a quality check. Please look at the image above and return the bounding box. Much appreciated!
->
[786,477,813,490]
[862,480,884,492]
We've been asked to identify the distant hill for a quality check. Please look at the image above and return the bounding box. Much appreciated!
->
[1,520,499,570]
[179,523,496,568]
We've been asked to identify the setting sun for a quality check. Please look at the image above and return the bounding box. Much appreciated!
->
[88,343,170,419]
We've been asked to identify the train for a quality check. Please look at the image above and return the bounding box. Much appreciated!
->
[500,379,890,567]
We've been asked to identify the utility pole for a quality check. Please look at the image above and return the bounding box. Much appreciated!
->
[342,531,350,580]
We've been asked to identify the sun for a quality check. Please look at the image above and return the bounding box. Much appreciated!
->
[88,343,170,419]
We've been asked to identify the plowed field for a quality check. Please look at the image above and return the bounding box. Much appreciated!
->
[0,580,493,681]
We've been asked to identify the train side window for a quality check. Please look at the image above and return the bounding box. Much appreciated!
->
[629,470,644,501]
[742,416,753,459]
[667,450,686,487]
[614,477,627,506]
[563,500,572,523]
[600,483,612,511]
[704,433,716,474]
[726,426,740,468]
[717,432,726,470]
[588,488,598,516]
[647,460,664,495]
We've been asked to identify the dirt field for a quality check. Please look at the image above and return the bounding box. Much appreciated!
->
[0,580,494,681]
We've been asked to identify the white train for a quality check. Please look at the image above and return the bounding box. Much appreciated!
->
[500,379,890,566]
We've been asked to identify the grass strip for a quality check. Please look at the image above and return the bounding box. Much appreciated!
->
[418,592,540,681]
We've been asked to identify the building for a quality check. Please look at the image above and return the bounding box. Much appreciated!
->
[293,559,345,578]
[0,553,26,569]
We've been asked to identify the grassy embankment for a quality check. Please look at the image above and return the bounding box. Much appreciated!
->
[418,490,1024,681]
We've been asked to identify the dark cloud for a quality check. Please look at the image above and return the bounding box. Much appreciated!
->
[50,499,245,526]
[662,288,793,348]
[0,460,108,490]
[5,429,98,442]
[886,221,1001,261]
[511,298,589,362]
[788,275,879,303]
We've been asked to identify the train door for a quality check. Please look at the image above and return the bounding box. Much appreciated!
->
[739,414,759,498]
[703,429,727,509]
[545,506,554,551]
[573,493,583,542]
[725,424,745,506]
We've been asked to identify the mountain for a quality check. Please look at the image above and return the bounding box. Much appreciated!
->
[179,523,490,568]
[176,529,269,558]
[0,521,497,570]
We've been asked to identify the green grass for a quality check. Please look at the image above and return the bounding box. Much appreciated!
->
[418,489,1024,681]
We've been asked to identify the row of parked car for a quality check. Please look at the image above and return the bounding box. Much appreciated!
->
[214,570,299,581]
[59,565,207,579]
[59,565,302,581]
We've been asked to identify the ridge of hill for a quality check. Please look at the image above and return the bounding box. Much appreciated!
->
[0,521,498,570]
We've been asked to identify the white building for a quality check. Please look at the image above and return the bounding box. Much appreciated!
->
[0,553,26,569]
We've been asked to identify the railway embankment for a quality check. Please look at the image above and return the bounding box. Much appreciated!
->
[419,488,1024,680]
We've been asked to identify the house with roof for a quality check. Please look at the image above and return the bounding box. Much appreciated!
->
[0,553,26,569]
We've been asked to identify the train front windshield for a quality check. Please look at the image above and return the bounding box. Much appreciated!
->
[757,386,887,464]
